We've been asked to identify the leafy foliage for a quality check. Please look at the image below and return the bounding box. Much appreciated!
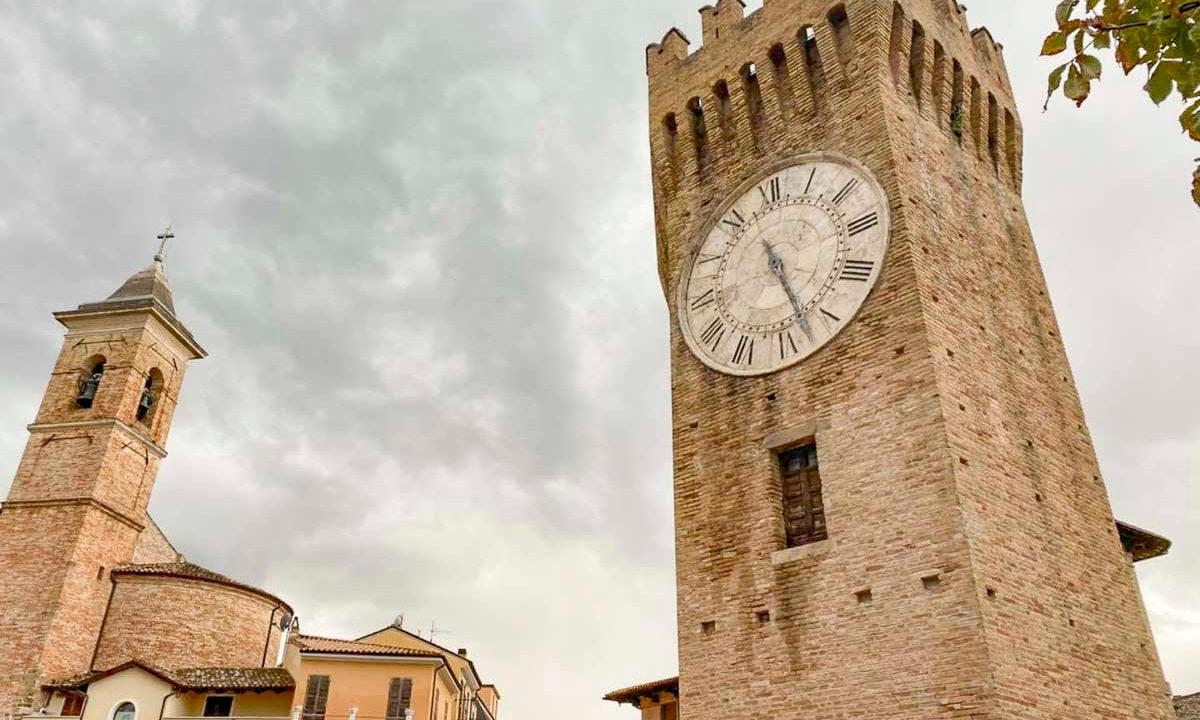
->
[1042,0,1200,205]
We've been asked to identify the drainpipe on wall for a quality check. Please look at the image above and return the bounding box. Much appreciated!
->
[261,607,283,668]
[157,691,179,720]
[88,580,118,671]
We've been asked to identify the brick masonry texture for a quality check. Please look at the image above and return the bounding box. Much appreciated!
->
[647,1,1176,718]
[0,304,201,717]
[92,574,285,672]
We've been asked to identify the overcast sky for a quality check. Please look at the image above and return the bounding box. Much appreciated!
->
[0,1,1195,717]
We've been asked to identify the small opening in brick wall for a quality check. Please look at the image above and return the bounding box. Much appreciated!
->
[96,566,105,581]
[855,589,873,604]
[766,392,778,402]
[756,610,771,624]
[690,422,700,429]
[958,404,966,412]
[895,346,905,356]
[946,348,955,358]
[1068,618,1076,628]
[922,574,942,590]
[1035,493,1044,503]
[959,457,969,466]
[986,587,997,600]
[701,621,716,635]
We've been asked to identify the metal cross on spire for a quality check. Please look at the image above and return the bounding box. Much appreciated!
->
[155,225,175,264]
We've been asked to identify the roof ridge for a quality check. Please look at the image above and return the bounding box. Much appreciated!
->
[112,561,292,613]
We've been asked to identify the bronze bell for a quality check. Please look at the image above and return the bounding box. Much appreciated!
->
[76,373,102,408]
[136,389,154,420]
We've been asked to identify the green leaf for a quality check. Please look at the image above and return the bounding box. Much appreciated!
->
[1042,31,1069,55]
[1049,63,1070,94]
[1192,165,1199,208]
[1182,101,1200,141]
[1079,54,1104,79]
[1056,0,1078,26]
[1065,65,1093,105]
[1116,38,1141,74]
[1147,63,1175,104]
[1093,30,1113,50]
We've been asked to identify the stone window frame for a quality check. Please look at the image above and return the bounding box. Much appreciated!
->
[763,420,834,567]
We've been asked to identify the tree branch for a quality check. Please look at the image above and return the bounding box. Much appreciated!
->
[1085,1,1200,32]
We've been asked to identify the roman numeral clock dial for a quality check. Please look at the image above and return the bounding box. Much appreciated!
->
[678,153,891,376]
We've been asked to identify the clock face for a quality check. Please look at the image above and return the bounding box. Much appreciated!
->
[678,153,891,376]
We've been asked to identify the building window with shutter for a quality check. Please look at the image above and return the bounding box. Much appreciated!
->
[386,678,414,720]
[779,444,828,547]
[302,675,331,720]
[61,695,85,717]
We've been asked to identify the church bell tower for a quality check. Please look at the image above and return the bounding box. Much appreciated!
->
[0,246,205,716]
[647,0,1175,717]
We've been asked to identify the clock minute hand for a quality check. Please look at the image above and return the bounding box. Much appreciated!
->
[762,240,815,341]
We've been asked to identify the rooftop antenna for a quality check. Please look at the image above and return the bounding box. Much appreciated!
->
[429,621,452,643]
[155,225,175,264]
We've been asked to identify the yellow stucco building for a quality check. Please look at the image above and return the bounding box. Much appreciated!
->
[32,621,500,720]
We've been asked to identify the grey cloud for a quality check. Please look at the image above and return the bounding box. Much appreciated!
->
[0,1,1194,716]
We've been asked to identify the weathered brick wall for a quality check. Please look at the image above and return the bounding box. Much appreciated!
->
[0,311,197,717]
[883,1,1176,716]
[131,518,181,565]
[0,505,140,712]
[93,574,284,671]
[647,0,1174,718]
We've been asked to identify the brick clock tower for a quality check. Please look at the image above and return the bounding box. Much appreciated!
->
[647,0,1175,718]
[0,252,204,716]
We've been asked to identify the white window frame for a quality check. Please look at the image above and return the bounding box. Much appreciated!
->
[109,700,139,720]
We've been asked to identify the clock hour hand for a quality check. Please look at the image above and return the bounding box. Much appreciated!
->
[762,240,815,341]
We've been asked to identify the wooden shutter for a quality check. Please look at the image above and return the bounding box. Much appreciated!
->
[61,695,85,717]
[780,445,828,548]
[387,678,413,720]
[303,675,331,720]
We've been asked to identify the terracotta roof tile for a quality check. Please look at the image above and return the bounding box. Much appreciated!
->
[112,562,291,612]
[603,677,679,705]
[46,662,293,692]
[172,668,295,691]
[297,635,444,658]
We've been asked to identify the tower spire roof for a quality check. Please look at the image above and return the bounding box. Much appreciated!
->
[55,230,206,359]
[97,257,176,315]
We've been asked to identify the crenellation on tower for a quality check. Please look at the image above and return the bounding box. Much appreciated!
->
[646,0,1025,210]
[699,0,747,47]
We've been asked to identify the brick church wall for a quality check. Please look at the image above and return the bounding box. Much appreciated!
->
[92,574,285,671]
[0,300,201,716]
[0,504,141,711]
